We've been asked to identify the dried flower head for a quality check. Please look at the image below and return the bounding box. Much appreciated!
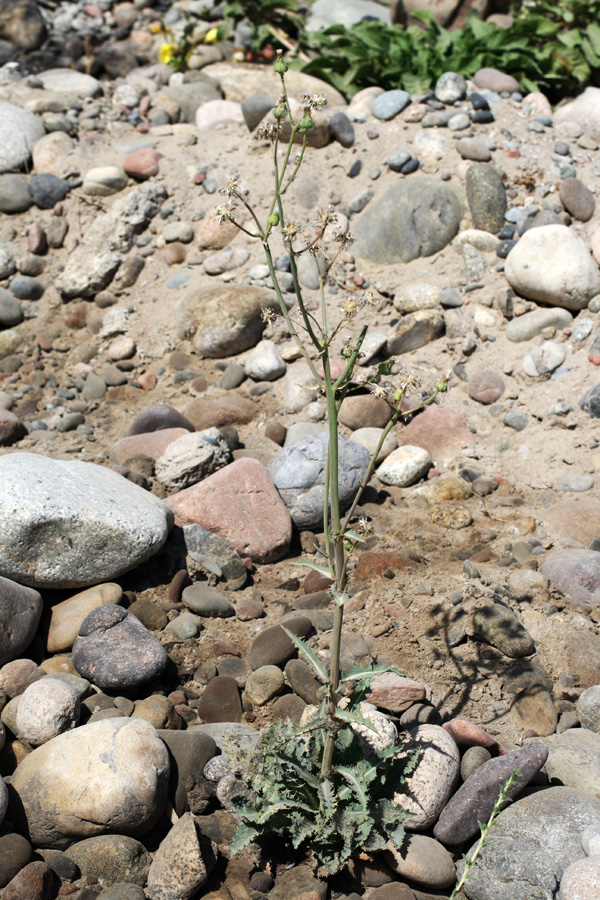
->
[340,297,360,321]
[397,369,422,392]
[220,173,243,199]
[366,382,391,400]
[281,220,302,244]
[313,206,338,230]
[333,229,355,248]
[261,307,278,326]
[215,200,237,224]
[301,93,328,112]
[255,122,278,142]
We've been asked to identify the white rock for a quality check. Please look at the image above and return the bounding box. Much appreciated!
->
[83,166,128,197]
[505,225,600,310]
[455,229,498,252]
[283,364,318,412]
[0,103,46,173]
[107,336,136,361]
[155,428,231,491]
[352,703,397,756]
[38,68,102,97]
[0,452,173,589]
[243,339,286,381]
[195,99,244,132]
[376,445,431,486]
[356,331,387,365]
[350,426,397,464]
[393,724,460,830]
[555,86,600,140]
[523,341,566,377]
[577,685,600,734]
[16,677,80,746]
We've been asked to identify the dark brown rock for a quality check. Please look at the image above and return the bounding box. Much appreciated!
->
[248,616,312,670]
[559,177,595,222]
[195,675,242,723]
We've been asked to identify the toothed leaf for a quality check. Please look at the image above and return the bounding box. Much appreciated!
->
[281,627,330,681]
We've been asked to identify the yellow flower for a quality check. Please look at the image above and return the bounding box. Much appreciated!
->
[204,27,219,43]
[149,22,163,34]
[159,43,175,65]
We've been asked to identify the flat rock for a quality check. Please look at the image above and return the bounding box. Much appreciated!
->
[182,523,247,591]
[434,742,548,845]
[545,728,600,797]
[458,835,561,900]
[248,617,312,670]
[267,432,370,530]
[386,309,445,355]
[511,686,557,736]
[354,176,463,265]
[47,583,123,654]
[366,673,426,713]
[472,603,535,657]
[184,395,255,431]
[195,675,242,724]
[541,549,600,607]
[38,68,101,97]
[505,225,600,310]
[466,163,507,233]
[9,718,169,849]
[376,445,431,486]
[155,428,231,491]
[0,576,42,666]
[385,835,455,889]
[110,429,189,466]
[175,281,279,358]
[400,407,472,462]
[505,307,573,342]
[167,457,292,563]
[0,453,172,589]
[72,605,168,690]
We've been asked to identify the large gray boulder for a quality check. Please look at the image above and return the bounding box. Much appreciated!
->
[0,453,173,589]
[353,176,463,265]
[267,432,370,529]
[9,718,170,848]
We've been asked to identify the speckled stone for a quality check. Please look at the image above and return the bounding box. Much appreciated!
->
[466,163,507,234]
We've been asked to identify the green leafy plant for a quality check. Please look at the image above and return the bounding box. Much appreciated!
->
[450,767,523,899]
[296,7,600,101]
[222,0,309,54]
[217,53,449,874]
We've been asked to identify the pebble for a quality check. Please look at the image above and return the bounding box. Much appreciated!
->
[154,428,231,491]
[560,857,600,900]
[376,445,431,486]
[182,584,235,618]
[83,166,128,197]
[15,677,80,746]
[460,745,492,780]
[522,341,566,377]
[245,665,285,705]
[559,177,596,221]
[506,306,573,342]
[267,432,369,529]
[541,549,600,607]
[556,473,595,492]
[0,103,45,173]
[65,835,150,887]
[243,339,286,381]
[386,149,412,172]
[339,394,393,430]
[0,174,33,214]
[472,603,535,657]
[435,71,467,103]
[474,67,520,93]
[385,835,455,889]
[349,426,397,464]
[146,812,217,900]
[123,147,163,180]
[196,675,242,724]
[457,137,492,161]
[468,370,505,404]
[506,225,600,310]
[72,605,168,690]
[27,173,71,210]
[0,287,23,326]
[329,111,355,147]
[545,728,600,797]
[371,90,411,120]
[466,163,507,233]
[248,617,312,669]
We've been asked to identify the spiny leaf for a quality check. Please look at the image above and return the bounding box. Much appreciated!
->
[293,560,333,579]
[281,627,330,681]
[340,662,407,683]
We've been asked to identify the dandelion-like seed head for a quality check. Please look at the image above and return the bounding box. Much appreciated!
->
[301,93,328,112]
[341,297,360,321]
[397,369,422,392]
[215,200,237,224]
[313,205,338,230]
[220,173,242,198]
[255,123,278,142]
[333,229,355,248]
[282,220,302,244]
[261,307,278,326]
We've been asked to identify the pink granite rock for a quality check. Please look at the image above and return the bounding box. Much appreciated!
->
[123,147,163,180]
[110,428,188,466]
[166,457,292,563]
[400,407,472,462]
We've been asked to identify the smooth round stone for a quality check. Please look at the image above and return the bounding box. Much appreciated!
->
[181,584,234,618]
[505,225,600,310]
[127,404,194,436]
[0,287,23,326]
[474,67,520,93]
[196,98,244,131]
[393,281,440,313]
[0,408,26,446]
[506,306,573,342]
[376,445,431,487]
[132,695,178,730]
[0,576,42,667]
[466,163,507,233]
[460,745,492,781]
[545,729,600,797]
[338,394,393,430]
[329,111,355,147]
[386,149,412,171]
[472,603,534,657]
[468,369,505,404]
[435,71,467,103]
[72,605,168,690]
[559,177,596,222]
[0,833,33,888]
[556,473,595,493]
[28,173,71,209]
[503,409,528,431]
[65,835,150,887]
[0,102,45,173]
[582,826,600,856]
[523,341,566,377]
[457,137,492,161]
[16,678,80,746]
[371,89,411,120]
[511,685,557,736]
[123,147,163,180]
[248,617,312,670]
[0,658,45,697]
[245,665,285,705]
[0,174,33,213]
[560,857,600,900]
[108,336,136,361]
[38,68,101,96]
[0,453,173,589]
[393,724,460,829]
[9,275,44,300]
[244,339,286,381]
[385,835,455,889]
[10,718,169,849]
[165,611,202,640]
[241,93,276,132]
[349,426,397,464]
[577,685,600,732]
[83,166,128,197]
[448,112,470,131]
[163,222,194,244]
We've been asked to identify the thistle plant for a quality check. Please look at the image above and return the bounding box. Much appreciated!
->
[217,52,449,873]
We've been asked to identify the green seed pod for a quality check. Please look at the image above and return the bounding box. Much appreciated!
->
[273,104,286,120]
[298,113,314,131]
[274,55,288,75]
[268,213,280,227]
